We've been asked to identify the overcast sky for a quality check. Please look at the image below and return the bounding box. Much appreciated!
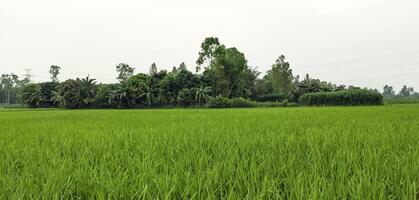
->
[1,0,418,91]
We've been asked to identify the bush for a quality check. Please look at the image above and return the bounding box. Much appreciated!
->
[256,100,298,107]
[207,96,256,108]
[299,89,383,106]
[229,98,257,108]
[207,96,231,108]
[208,97,297,108]
[253,93,287,102]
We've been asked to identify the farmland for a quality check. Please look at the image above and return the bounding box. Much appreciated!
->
[1,105,419,199]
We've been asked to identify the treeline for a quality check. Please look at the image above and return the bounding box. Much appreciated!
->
[382,85,419,104]
[0,74,28,105]
[3,37,386,108]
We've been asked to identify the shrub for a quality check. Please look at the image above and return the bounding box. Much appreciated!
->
[229,97,257,108]
[208,97,296,108]
[299,89,383,106]
[256,100,298,107]
[253,93,287,102]
[207,96,232,108]
[207,96,256,108]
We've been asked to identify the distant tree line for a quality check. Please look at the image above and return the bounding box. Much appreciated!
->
[382,85,419,98]
[381,84,419,104]
[1,37,394,108]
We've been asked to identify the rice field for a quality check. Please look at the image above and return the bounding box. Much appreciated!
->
[1,105,419,199]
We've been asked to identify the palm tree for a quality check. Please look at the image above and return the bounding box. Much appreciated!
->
[195,86,212,105]
[79,76,97,106]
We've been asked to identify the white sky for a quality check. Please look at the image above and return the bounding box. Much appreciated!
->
[1,0,418,91]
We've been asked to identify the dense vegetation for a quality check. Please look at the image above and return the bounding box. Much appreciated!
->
[1,105,418,198]
[382,85,419,104]
[299,89,383,106]
[2,37,403,108]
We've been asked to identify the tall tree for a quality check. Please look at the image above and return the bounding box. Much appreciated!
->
[271,55,293,96]
[196,37,222,72]
[1,74,19,104]
[383,85,395,97]
[171,66,178,74]
[196,37,253,98]
[116,63,134,82]
[49,65,61,82]
[178,62,187,71]
[149,63,158,75]
[399,85,414,97]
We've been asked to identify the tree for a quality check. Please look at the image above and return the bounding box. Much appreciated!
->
[20,83,42,108]
[194,86,212,105]
[171,66,178,74]
[79,76,97,106]
[116,63,134,82]
[196,37,222,72]
[399,85,414,97]
[49,65,61,82]
[178,62,187,71]
[126,73,153,107]
[196,37,253,98]
[55,76,97,109]
[383,85,395,97]
[108,84,130,108]
[149,63,158,75]
[271,55,293,96]
[1,73,20,104]
[159,69,199,105]
[38,82,59,107]
[177,88,194,106]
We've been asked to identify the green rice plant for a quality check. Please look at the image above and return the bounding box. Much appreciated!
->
[0,105,418,199]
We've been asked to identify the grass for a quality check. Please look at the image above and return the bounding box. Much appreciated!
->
[0,105,419,199]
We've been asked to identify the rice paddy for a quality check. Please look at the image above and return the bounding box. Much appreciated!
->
[1,105,419,199]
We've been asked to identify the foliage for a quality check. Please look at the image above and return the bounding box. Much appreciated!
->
[116,63,135,82]
[55,77,97,109]
[19,83,42,108]
[149,63,158,75]
[0,73,22,104]
[49,65,61,82]
[252,93,287,102]
[291,74,345,101]
[38,82,59,107]
[299,89,383,106]
[8,37,401,109]
[399,85,415,97]
[194,86,212,105]
[383,85,395,97]
[384,96,419,104]
[207,96,257,108]
[177,88,195,107]
[271,55,294,95]
[196,37,257,98]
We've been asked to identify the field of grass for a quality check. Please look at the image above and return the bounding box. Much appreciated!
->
[1,105,419,199]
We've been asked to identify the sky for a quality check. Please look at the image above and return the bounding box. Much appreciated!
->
[1,0,418,91]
